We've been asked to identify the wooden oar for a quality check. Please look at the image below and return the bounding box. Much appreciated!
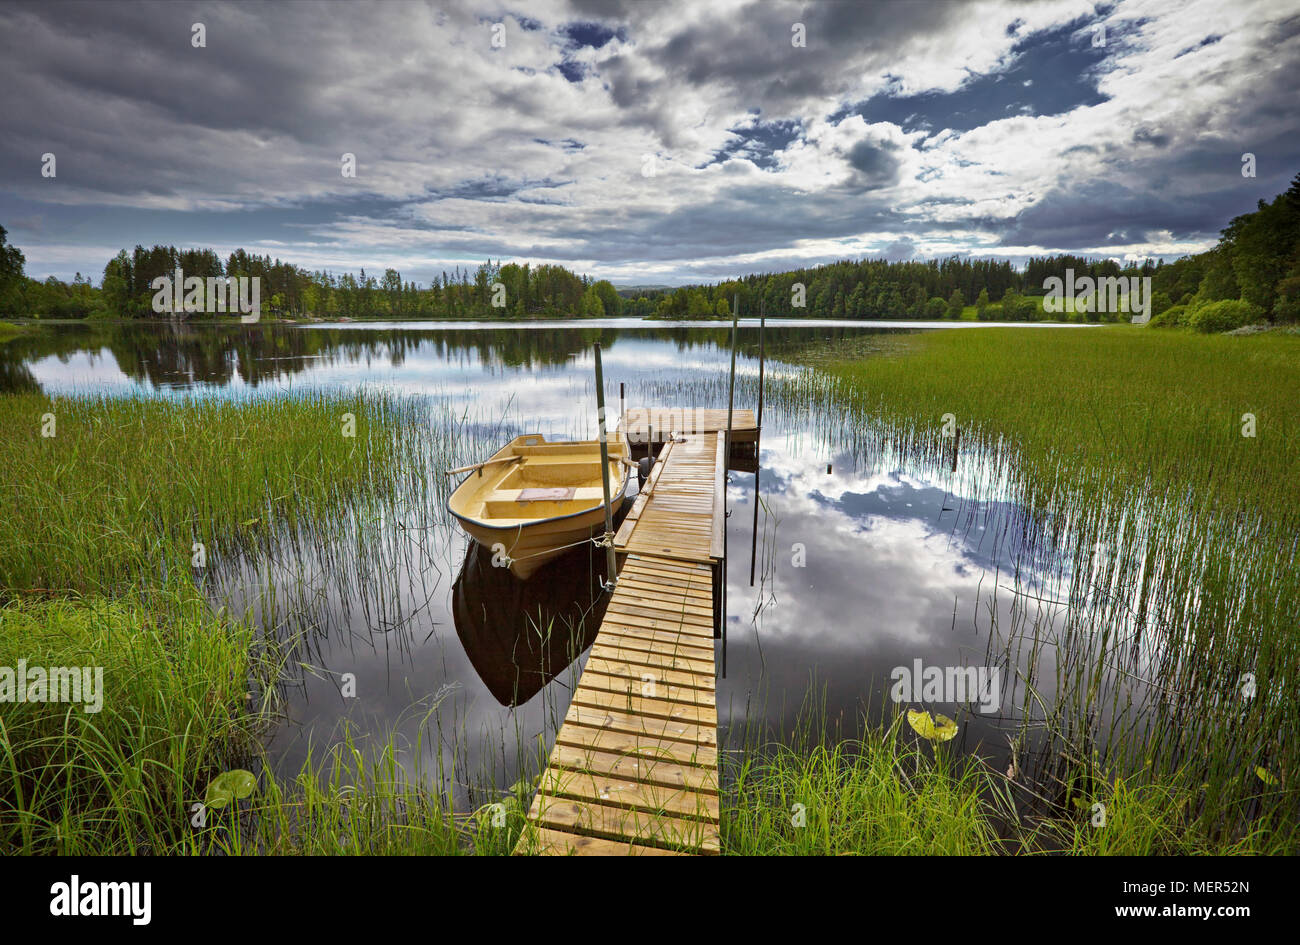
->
[443,454,523,477]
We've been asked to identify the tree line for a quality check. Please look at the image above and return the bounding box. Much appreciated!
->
[1,172,1295,324]
[0,237,625,320]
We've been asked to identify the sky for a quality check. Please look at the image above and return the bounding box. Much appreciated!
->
[1,0,1297,286]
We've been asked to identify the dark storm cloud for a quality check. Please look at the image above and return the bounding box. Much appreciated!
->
[596,0,962,143]
[1001,180,1219,246]
[845,139,902,190]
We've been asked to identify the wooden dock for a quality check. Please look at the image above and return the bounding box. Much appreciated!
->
[516,427,727,855]
[623,407,757,450]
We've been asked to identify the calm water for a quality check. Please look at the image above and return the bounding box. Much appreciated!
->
[4,318,1093,803]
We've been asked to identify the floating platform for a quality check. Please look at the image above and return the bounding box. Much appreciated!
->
[622,407,758,467]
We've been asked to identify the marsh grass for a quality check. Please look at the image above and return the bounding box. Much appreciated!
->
[0,589,523,855]
[0,390,484,854]
[769,325,1300,851]
[0,391,426,595]
[0,589,258,854]
[724,713,1004,855]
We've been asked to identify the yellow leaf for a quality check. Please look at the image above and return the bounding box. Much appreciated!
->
[1255,766,1278,785]
[907,709,958,742]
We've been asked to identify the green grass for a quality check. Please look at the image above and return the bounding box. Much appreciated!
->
[0,591,499,855]
[0,391,420,595]
[0,590,257,853]
[774,325,1300,852]
[0,322,21,342]
[722,719,1286,855]
[724,720,1003,855]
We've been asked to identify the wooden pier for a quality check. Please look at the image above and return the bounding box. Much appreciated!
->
[516,426,729,855]
[623,407,758,467]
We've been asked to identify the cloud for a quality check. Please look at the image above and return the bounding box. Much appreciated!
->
[1,0,1297,283]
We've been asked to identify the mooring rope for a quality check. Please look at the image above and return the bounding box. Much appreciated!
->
[493,531,615,568]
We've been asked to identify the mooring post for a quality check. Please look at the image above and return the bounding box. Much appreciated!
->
[750,302,765,586]
[593,343,618,590]
[723,296,738,675]
[726,296,738,461]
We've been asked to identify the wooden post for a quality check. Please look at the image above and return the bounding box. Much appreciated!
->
[593,343,618,589]
[726,296,738,463]
[750,303,765,586]
[952,428,960,473]
[723,296,738,674]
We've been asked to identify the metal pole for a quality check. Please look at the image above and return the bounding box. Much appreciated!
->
[750,303,765,586]
[593,343,618,590]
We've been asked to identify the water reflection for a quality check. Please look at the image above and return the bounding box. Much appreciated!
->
[4,320,888,395]
[451,522,617,706]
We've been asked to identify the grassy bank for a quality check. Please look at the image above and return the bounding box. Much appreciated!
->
[1,591,256,853]
[0,392,453,854]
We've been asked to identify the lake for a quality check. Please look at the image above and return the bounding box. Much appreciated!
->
[3,318,1100,806]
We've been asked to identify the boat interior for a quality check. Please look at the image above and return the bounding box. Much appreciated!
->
[451,435,629,525]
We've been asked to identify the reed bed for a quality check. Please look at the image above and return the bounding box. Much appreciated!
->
[0,391,433,595]
[761,325,1299,851]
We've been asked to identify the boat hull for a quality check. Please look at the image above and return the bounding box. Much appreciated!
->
[447,433,631,581]
[458,501,624,580]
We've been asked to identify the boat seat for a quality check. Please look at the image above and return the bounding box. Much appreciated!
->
[487,486,605,505]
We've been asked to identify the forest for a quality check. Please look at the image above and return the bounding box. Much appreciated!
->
[1,173,1296,327]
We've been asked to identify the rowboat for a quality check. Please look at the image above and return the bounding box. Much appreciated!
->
[447,433,631,580]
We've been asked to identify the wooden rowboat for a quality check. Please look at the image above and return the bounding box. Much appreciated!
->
[447,433,631,580]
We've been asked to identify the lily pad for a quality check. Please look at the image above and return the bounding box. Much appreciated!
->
[907,709,958,743]
[205,769,257,809]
